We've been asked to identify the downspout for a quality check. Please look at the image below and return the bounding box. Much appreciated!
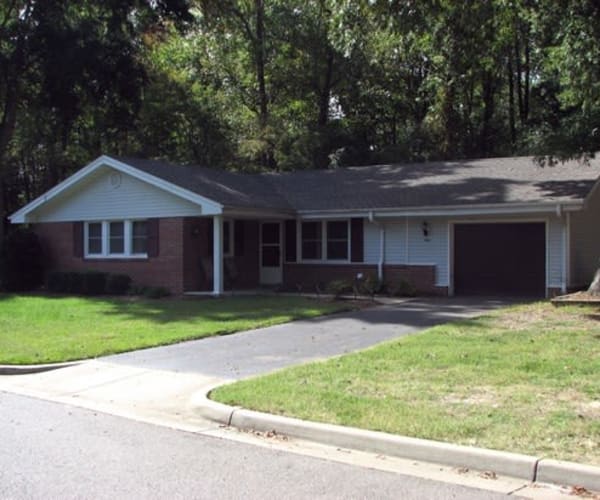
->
[368,211,385,281]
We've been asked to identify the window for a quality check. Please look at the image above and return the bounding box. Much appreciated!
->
[301,221,322,260]
[85,220,148,258]
[300,220,350,261]
[327,221,348,260]
[109,222,124,254]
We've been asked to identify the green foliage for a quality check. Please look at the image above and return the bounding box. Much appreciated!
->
[326,279,353,298]
[142,286,171,299]
[105,274,133,296]
[3,0,600,222]
[387,279,417,298]
[0,229,44,292]
[47,270,120,296]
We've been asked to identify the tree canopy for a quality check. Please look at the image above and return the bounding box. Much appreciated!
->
[2,0,599,224]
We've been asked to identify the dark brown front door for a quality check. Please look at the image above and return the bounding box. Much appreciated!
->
[454,222,546,296]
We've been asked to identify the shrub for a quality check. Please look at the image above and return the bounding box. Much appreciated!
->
[82,271,108,295]
[47,271,69,293]
[388,279,417,297]
[359,274,385,297]
[66,271,85,294]
[326,279,353,298]
[143,286,171,299]
[1,229,44,291]
[105,274,132,295]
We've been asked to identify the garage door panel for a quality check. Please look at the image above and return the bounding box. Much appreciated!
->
[454,223,545,296]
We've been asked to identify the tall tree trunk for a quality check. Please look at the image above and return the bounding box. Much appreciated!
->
[314,48,334,169]
[254,0,274,169]
[507,58,516,146]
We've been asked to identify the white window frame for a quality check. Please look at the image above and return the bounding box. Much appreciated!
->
[84,220,148,259]
[299,219,351,263]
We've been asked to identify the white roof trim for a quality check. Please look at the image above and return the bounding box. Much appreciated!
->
[297,201,584,219]
[9,155,223,223]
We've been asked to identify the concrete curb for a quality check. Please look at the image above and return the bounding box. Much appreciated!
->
[536,459,600,492]
[194,388,600,492]
[0,361,81,375]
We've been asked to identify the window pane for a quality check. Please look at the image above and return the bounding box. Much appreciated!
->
[88,223,102,238]
[327,221,347,239]
[262,223,279,244]
[302,221,321,240]
[132,221,147,254]
[302,241,321,260]
[88,223,102,254]
[262,246,280,267]
[109,222,124,254]
[327,241,348,260]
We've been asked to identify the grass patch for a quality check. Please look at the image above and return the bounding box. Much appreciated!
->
[0,294,350,364]
[212,302,600,465]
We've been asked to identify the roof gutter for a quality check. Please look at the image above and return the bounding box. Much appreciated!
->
[297,201,584,220]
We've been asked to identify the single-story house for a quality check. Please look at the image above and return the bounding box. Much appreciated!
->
[9,154,600,297]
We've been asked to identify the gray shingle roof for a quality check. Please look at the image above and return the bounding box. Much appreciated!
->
[119,156,600,212]
[118,157,293,211]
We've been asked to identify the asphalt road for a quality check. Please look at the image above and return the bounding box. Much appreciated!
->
[0,392,517,500]
[104,297,513,378]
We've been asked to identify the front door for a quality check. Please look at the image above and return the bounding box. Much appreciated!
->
[260,222,282,285]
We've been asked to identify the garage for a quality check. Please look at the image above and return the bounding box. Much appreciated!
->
[453,222,546,296]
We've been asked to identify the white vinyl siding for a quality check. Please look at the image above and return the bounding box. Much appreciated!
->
[547,215,566,288]
[363,218,448,286]
[364,215,568,291]
[30,166,204,223]
[569,185,600,287]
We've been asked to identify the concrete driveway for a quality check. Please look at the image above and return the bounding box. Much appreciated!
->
[103,296,512,379]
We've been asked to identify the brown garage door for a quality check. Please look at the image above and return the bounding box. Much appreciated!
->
[454,223,546,296]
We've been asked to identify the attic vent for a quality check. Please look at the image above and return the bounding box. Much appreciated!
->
[109,172,122,189]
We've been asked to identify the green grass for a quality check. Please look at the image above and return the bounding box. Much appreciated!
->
[212,302,600,465]
[0,294,349,364]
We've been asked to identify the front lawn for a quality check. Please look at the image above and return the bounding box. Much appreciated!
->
[0,295,349,364]
[212,302,600,465]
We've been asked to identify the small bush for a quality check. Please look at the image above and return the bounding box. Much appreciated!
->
[47,271,69,293]
[82,271,108,295]
[143,286,171,299]
[359,274,385,296]
[388,279,417,297]
[66,271,85,294]
[1,229,44,291]
[326,279,353,298]
[105,274,132,295]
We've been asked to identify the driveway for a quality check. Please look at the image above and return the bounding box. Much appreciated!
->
[104,297,513,379]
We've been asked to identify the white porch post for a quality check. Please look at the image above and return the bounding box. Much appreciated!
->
[213,214,224,296]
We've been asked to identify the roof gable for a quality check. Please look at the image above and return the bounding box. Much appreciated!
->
[10,156,223,223]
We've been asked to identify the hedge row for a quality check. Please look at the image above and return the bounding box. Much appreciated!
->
[47,271,132,295]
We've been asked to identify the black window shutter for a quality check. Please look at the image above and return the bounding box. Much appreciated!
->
[284,219,297,262]
[147,219,160,257]
[73,222,83,258]
[234,220,245,257]
[350,218,364,262]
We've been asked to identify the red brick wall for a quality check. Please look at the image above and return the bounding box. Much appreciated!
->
[34,218,186,294]
[282,263,447,295]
